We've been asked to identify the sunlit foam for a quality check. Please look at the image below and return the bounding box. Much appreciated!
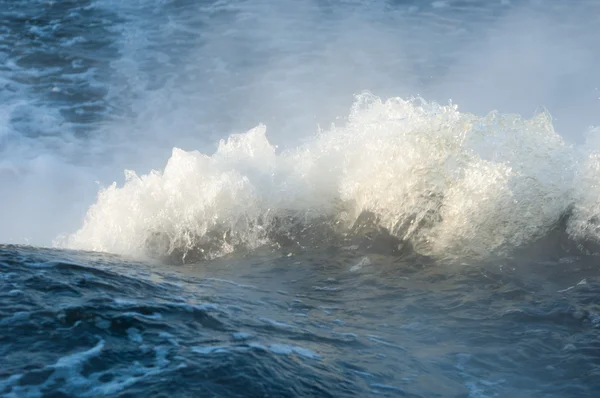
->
[59,93,600,262]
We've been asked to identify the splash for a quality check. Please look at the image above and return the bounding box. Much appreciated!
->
[59,93,592,262]
[567,130,600,246]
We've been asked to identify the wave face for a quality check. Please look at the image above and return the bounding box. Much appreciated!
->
[59,93,600,262]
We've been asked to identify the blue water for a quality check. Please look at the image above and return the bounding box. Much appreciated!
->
[2,0,600,396]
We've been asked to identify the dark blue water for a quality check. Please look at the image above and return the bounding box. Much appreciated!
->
[2,0,600,396]
[2,244,600,397]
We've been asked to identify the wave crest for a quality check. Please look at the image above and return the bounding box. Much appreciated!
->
[58,93,600,262]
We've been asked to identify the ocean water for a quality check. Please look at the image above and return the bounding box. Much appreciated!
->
[2,0,600,396]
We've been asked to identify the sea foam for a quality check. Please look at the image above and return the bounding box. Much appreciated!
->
[59,93,599,262]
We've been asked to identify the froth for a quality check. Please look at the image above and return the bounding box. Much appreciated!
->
[567,130,600,244]
[59,93,590,262]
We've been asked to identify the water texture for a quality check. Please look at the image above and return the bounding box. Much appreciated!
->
[2,0,600,397]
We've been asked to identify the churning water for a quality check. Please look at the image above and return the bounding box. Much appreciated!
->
[2,0,600,396]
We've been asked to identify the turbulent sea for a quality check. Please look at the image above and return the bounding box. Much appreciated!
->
[2,0,600,397]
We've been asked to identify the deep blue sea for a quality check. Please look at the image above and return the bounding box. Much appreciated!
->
[2,0,600,396]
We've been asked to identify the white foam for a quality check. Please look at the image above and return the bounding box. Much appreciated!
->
[121,311,162,320]
[366,335,407,351]
[0,311,30,325]
[126,327,143,343]
[59,93,600,261]
[248,342,268,351]
[192,345,231,355]
[268,344,320,359]
[54,340,105,370]
[232,332,254,341]
[350,256,371,272]
[0,337,181,397]
[567,131,600,243]
[0,340,106,397]
[94,317,111,329]
[191,342,322,357]
[259,317,296,329]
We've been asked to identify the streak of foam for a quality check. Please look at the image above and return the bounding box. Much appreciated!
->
[0,338,180,398]
[0,339,105,397]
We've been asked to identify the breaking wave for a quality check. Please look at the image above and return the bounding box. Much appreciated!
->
[57,93,600,263]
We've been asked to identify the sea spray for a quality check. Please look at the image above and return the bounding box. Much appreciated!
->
[59,93,582,262]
